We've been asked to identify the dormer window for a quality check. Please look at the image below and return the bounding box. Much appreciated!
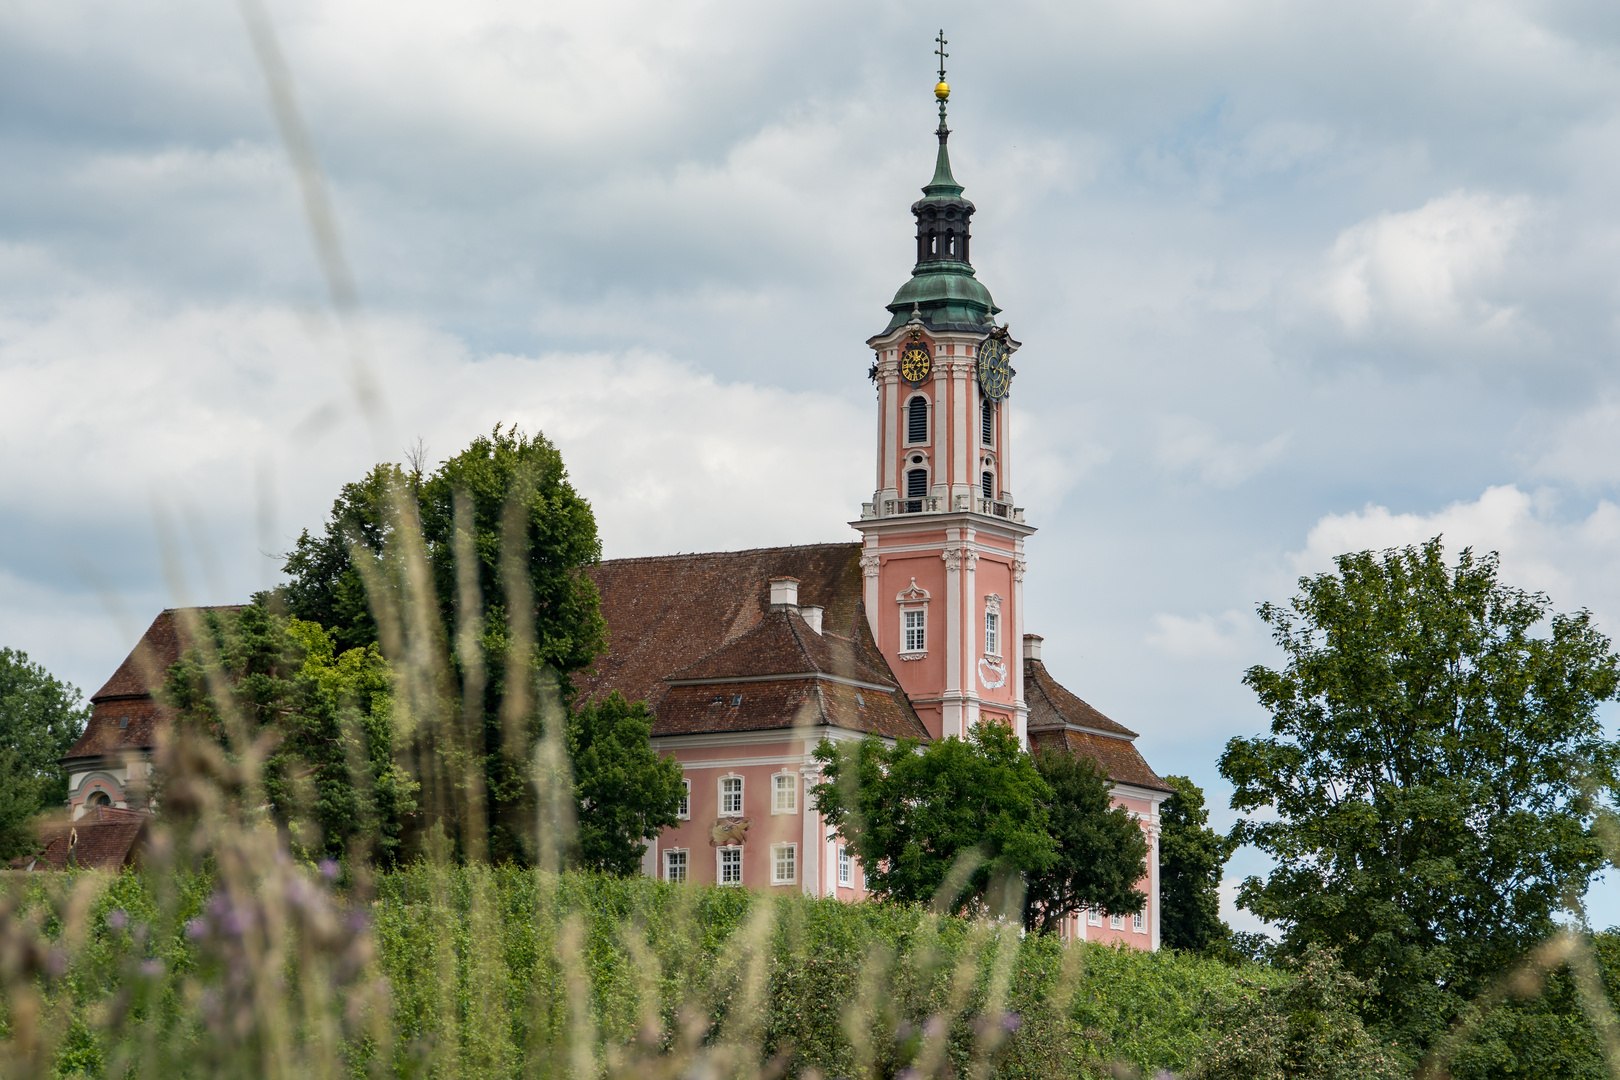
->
[907,395,929,444]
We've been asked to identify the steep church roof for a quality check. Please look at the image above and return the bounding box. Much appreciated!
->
[64,607,240,764]
[1024,655,1172,793]
[580,543,929,741]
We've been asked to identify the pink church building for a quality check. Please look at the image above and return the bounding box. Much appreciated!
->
[32,71,1172,947]
[576,75,1172,947]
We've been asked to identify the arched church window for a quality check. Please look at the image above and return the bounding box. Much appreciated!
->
[907,396,929,444]
[906,468,928,499]
[981,399,994,446]
[982,471,994,500]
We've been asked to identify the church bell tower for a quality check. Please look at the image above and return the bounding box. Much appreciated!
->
[854,35,1035,744]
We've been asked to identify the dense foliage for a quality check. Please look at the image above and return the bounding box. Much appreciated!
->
[162,599,416,863]
[1158,774,1232,954]
[811,723,1057,913]
[278,425,608,862]
[566,692,685,875]
[0,647,90,858]
[1022,747,1149,934]
[1222,538,1620,1054]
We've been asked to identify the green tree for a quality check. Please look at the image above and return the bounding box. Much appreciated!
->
[1159,774,1233,954]
[1021,747,1148,934]
[1221,538,1620,1052]
[280,425,608,863]
[567,692,685,875]
[164,599,416,865]
[1191,945,1406,1080]
[0,647,90,858]
[811,723,1056,913]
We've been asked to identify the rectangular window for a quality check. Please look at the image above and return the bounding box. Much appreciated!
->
[1087,908,1102,927]
[1109,913,1124,930]
[985,611,999,656]
[907,396,929,443]
[903,609,926,652]
[981,399,994,446]
[771,843,797,884]
[665,849,687,883]
[1132,911,1145,933]
[838,846,852,887]
[720,776,743,816]
[719,847,742,885]
[906,468,928,498]
[773,773,797,814]
[677,779,690,820]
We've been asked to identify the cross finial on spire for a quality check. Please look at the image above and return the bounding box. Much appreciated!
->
[935,29,949,81]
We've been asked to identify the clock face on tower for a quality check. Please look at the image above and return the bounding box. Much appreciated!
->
[977,327,1013,402]
[899,335,932,386]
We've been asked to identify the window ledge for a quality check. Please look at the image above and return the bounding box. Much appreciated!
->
[898,651,927,662]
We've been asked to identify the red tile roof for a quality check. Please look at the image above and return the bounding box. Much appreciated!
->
[582,544,928,740]
[10,806,150,872]
[66,607,240,763]
[1024,657,1171,794]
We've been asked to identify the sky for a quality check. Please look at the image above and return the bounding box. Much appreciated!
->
[3,0,1620,930]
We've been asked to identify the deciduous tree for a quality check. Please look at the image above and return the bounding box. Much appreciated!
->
[1221,538,1620,1050]
[1021,747,1148,934]
[0,648,90,858]
[811,723,1055,913]
[567,692,685,876]
[1158,774,1233,954]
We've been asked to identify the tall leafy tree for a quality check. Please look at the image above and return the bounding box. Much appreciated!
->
[811,723,1055,913]
[1158,774,1233,953]
[567,692,684,876]
[0,648,90,858]
[164,599,416,865]
[1221,538,1620,1051]
[1021,747,1148,934]
[280,425,609,863]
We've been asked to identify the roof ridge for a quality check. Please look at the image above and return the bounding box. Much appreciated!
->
[598,541,860,566]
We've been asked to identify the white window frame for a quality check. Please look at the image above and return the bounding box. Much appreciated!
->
[896,578,930,661]
[983,593,1003,659]
[719,774,744,817]
[837,846,852,887]
[718,846,743,885]
[1133,911,1146,933]
[771,772,797,814]
[904,392,931,446]
[771,842,797,885]
[664,848,688,883]
[1087,907,1102,927]
[677,778,690,820]
[1109,913,1124,930]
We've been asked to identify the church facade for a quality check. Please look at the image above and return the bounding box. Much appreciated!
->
[36,67,1171,948]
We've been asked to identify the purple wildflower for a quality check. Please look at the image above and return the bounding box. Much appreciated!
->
[107,908,129,930]
[319,858,340,880]
[1001,1012,1022,1032]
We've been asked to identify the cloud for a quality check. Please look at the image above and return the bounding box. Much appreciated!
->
[1286,485,1620,626]
[1145,610,1258,660]
[1322,191,1531,338]
[1154,415,1289,488]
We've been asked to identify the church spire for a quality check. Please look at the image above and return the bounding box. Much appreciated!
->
[924,30,963,198]
[878,32,997,333]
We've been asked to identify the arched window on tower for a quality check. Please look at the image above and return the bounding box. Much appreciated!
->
[981,399,994,446]
[907,395,929,444]
[907,468,929,499]
[982,471,995,500]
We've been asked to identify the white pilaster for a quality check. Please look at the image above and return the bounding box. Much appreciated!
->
[952,356,970,501]
[801,762,821,898]
[882,369,899,497]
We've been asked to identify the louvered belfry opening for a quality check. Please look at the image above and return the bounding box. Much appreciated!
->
[907,395,929,443]
[982,471,994,499]
[907,468,928,499]
[981,398,994,445]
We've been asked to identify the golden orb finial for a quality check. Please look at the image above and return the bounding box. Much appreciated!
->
[935,80,950,100]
